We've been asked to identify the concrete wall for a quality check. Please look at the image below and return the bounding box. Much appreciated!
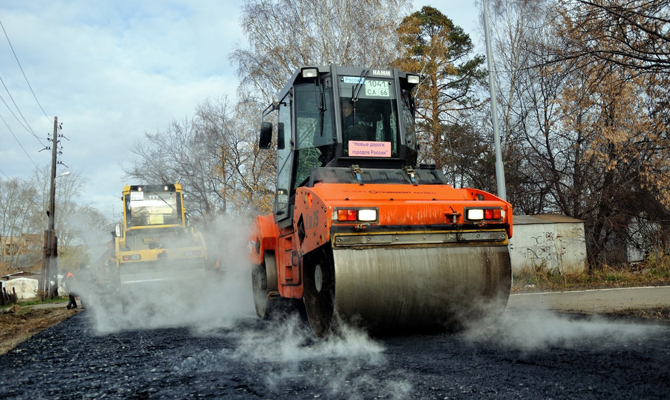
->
[508,215,587,275]
[554,222,588,274]
[5,277,39,300]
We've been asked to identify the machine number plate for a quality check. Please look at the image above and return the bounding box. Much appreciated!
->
[130,191,144,200]
[365,80,390,97]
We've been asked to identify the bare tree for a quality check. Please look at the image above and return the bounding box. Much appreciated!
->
[0,177,39,268]
[124,97,236,220]
[30,166,88,248]
[486,0,670,265]
[232,0,411,99]
[224,100,276,215]
[553,0,670,73]
[548,0,670,263]
[480,0,559,213]
[0,167,108,270]
[124,96,276,219]
[392,5,487,188]
[57,204,114,271]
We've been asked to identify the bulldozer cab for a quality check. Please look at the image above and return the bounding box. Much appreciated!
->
[122,184,185,230]
[260,65,421,225]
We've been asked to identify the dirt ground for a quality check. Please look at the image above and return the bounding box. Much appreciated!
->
[0,304,82,355]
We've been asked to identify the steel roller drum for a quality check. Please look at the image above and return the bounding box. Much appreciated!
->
[330,245,511,332]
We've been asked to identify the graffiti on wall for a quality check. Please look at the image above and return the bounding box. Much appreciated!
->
[509,220,587,274]
[524,231,558,269]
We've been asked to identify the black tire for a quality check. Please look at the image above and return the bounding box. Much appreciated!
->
[303,252,335,338]
[251,251,279,319]
[252,252,307,321]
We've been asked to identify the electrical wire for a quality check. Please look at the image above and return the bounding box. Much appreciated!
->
[0,75,45,146]
[0,167,9,179]
[0,112,39,169]
[0,91,45,147]
[0,19,51,124]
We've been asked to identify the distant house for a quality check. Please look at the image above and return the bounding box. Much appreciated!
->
[1,272,41,300]
[600,223,654,265]
[508,214,587,275]
[1,234,43,268]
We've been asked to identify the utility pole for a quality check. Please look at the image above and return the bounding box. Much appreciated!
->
[42,116,59,298]
[483,0,507,201]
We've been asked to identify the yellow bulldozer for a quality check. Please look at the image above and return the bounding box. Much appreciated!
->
[110,183,213,311]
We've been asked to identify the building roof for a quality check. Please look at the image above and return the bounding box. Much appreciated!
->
[1,271,40,280]
[513,214,583,225]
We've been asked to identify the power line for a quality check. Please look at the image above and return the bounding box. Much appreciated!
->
[0,75,44,146]
[0,91,45,146]
[0,112,39,169]
[0,92,28,131]
[0,18,51,123]
[0,167,9,179]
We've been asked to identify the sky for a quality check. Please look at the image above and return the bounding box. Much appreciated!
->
[0,0,482,222]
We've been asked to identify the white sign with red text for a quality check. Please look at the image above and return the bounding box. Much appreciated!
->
[348,141,391,157]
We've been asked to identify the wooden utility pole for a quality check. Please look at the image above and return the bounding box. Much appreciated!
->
[42,116,59,298]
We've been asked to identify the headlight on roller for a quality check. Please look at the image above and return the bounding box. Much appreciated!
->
[466,207,503,221]
[358,209,377,222]
[467,209,484,221]
[335,208,378,223]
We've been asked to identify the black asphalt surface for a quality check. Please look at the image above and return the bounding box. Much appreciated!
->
[1,308,669,399]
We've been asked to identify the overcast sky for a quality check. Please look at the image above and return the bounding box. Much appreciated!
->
[0,0,482,222]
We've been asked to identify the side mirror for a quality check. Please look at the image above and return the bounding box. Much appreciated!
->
[115,224,122,238]
[259,122,273,149]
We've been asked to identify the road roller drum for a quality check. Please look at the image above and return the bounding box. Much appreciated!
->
[301,235,511,336]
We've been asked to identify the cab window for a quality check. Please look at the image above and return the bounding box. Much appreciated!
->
[293,82,333,189]
[339,77,399,157]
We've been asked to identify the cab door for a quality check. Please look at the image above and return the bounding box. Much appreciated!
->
[275,90,293,227]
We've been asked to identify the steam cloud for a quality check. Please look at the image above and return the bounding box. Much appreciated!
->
[79,215,255,333]
[77,215,412,398]
[463,308,662,353]
[73,215,661,398]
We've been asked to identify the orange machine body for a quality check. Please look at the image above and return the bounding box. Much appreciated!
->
[250,182,513,300]
[250,65,513,335]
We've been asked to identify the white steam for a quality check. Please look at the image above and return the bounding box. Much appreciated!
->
[182,313,412,399]
[81,215,255,334]
[464,309,662,353]
[78,214,412,398]
[72,214,663,398]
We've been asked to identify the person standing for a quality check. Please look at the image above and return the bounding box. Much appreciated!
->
[63,270,78,309]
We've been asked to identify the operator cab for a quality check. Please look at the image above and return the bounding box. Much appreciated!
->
[123,184,184,229]
[259,65,421,226]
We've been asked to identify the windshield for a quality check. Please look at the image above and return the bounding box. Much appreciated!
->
[295,83,333,150]
[293,82,334,189]
[339,76,399,157]
[125,191,181,227]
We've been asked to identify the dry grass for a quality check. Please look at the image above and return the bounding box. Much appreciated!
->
[512,254,670,292]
